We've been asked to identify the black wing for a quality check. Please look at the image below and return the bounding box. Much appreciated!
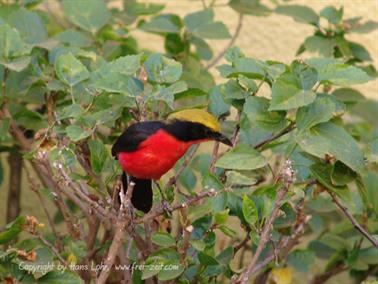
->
[111,121,164,157]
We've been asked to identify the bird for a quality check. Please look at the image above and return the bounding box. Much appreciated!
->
[111,109,233,213]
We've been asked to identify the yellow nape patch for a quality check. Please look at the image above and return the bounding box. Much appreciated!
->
[167,109,221,132]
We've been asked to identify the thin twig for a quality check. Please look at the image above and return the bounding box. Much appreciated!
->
[205,14,244,70]
[209,142,220,173]
[329,191,378,248]
[37,234,68,267]
[96,182,135,284]
[136,188,219,224]
[235,161,295,284]
[166,145,200,188]
[254,122,295,149]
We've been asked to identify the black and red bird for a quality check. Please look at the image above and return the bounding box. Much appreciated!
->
[111,109,232,213]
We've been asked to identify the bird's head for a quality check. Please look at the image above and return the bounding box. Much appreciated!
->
[167,109,233,146]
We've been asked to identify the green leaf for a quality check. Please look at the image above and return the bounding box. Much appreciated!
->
[62,0,110,33]
[310,163,348,192]
[0,216,25,244]
[296,122,364,173]
[229,0,271,16]
[55,53,89,87]
[216,144,267,170]
[0,24,31,59]
[141,15,181,33]
[214,209,230,225]
[66,125,91,142]
[151,232,176,247]
[55,29,92,47]
[332,88,365,103]
[192,22,230,39]
[190,36,213,61]
[38,270,84,284]
[222,79,249,100]
[304,36,336,57]
[144,53,182,83]
[350,20,378,34]
[9,8,47,44]
[244,96,286,131]
[184,9,233,39]
[198,251,220,266]
[157,261,184,281]
[275,5,319,25]
[296,95,337,130]
[149,81,187,107]
[0,56,31,72]
[242,195,258,226]
[208,85,230,117]
[234,57,267,78]
[320,6,343,24]
[184,9,213,32]
[306,58,371,86]
[361,172,378,214]
[124,1,165,16]
[287,249,316,272]
[88,140,108,175]
[269,73,316,111]
[188,201,212,221]
[331,161,357,186]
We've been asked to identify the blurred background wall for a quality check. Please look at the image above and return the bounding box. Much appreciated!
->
[133,0,378,99]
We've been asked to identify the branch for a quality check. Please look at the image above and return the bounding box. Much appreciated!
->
[254,122,295,150]
[96,182,135,284]
[205,14,244,70]
[329,191,378,248]
[235,160,295,284]
[136,188,219,224]
[166,144,200,188]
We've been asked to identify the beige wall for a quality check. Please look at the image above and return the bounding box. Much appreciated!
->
[134,0,378,100]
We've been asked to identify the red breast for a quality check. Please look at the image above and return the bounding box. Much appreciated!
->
[118,129,196,180]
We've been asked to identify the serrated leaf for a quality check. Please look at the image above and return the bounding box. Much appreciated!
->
[244,96,286,131]
[66,125,91,142]
[192,22,230,39]
[141,15,180,33]
[320,6,343,24]
[62,0,110,33]
[0,56,30,72]
[296,95,336,130]
[331,161,357,186]
[184,9,213,32]
[55,53,89,86]
[229,0,271,16]
[269,73,316,111]
[9,8,47,44]
[216,144,267,170]
[304,36,336,57]
[88,140,108,175]
[296,122,365,173]
[55,29,92,47]
[0,24,31,60]
[144,53,182,83]
[242,195,258,225]
[306,58,371,86]
[275,5,319,25]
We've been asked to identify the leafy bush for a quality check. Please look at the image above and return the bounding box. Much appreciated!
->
[0,1,377,283]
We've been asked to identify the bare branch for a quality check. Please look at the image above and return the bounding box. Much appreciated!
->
[96,182,135,284]
[235,160,295,284]
[205,14,244,70]
[329,191,378,248]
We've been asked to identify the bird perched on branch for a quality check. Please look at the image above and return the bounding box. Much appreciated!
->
[111,109,232,213]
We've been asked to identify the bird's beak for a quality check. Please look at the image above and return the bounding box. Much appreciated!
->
[214,132,233,146]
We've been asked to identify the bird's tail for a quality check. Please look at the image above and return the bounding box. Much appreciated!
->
[121,172,153,213]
